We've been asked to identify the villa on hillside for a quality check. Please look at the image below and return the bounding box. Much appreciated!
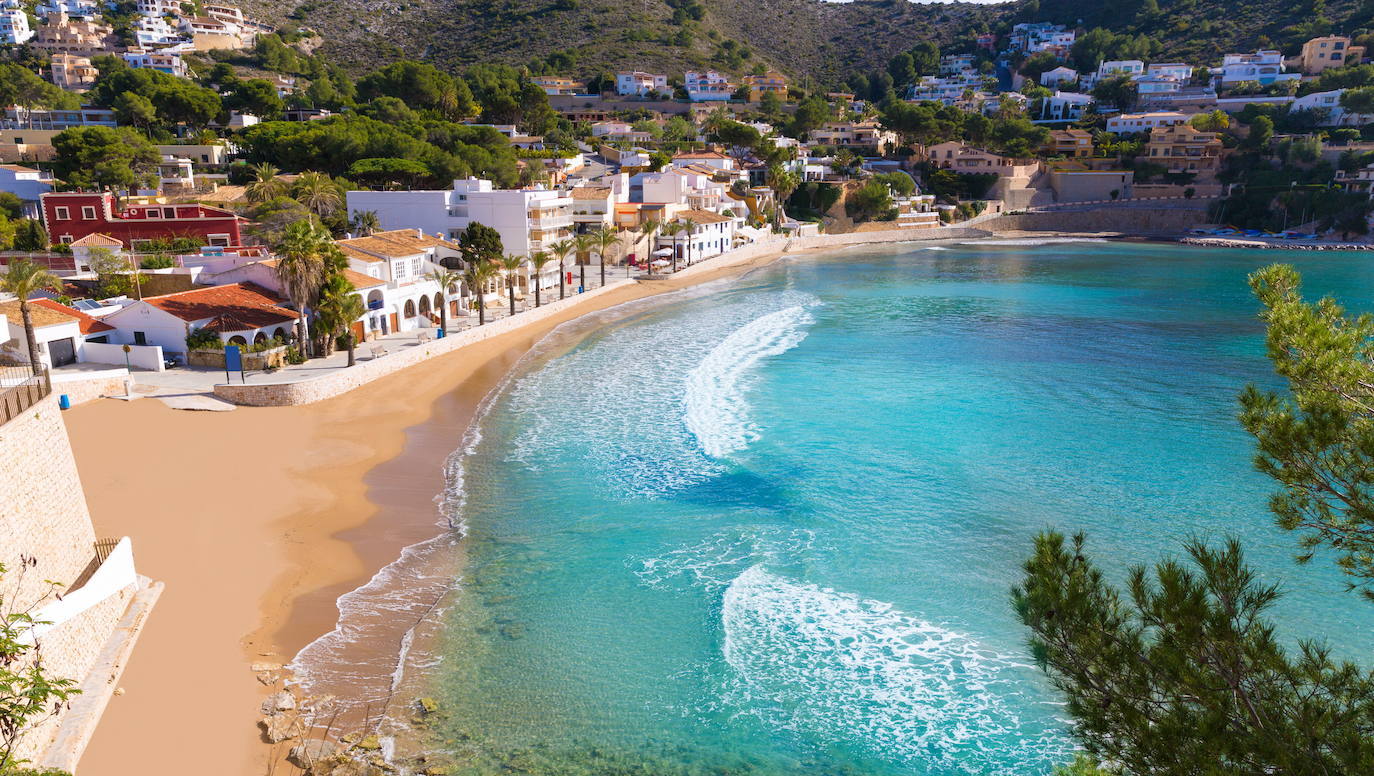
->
[40,192,245,247]
[923,142,1039,178]
[1144,124,1224,179]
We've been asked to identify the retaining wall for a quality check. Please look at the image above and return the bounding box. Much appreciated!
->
[51,369,131,406]
[984,207,1211,235]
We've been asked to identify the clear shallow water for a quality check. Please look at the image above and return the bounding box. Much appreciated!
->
[424,241,1374,775]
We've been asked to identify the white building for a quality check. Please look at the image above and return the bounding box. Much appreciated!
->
[1147,63,1194,81]
[0,164,55,217]
[132,15,181,46]
[1039,66,1078,88]
[346,178,574,258]
[1291,89,1371,126]
[654,209,736,264]
[1010,23,1075,54]
[939,54,977,76]
[636,167,731,214]
[0,0,33,45]
[1106,111,1193,133]
[122,46,188,78]
[615,71,668,97]
[1217,50,1301,86]
[134,0,180,17]
[1035,91,1094,123]
[685,70,734,101]
[0,298,115,368]
[99,282,299,356]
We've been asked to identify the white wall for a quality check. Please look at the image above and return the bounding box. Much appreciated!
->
[82,341,165,371]
[101,302,194,355]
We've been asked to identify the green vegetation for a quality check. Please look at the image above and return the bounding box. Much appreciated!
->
[1017,264,1374,773]
[0,563,80,772]
[50,127,159,192]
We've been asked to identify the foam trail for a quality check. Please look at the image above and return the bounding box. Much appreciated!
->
[684,305,815,458]
[720,566,1070,773]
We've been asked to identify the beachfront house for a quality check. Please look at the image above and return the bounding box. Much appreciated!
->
[654,210,736,265]
[99,282,300,355]
[334,229,463,331]
[0,297,115,368]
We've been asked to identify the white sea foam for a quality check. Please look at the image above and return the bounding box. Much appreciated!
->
[503,290,819,497]
[631,527,817,590]
[719,566,1071,773]
[684,305,815,459]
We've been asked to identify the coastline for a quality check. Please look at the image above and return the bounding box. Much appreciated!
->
[64,244,793,776]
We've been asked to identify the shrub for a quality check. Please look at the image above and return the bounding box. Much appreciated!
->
[185,327,222,351]
[285,346,306,365]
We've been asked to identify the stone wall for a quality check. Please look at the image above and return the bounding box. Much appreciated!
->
[0,393,135,763]
[984,206,1212,235]
[51,369,132,406]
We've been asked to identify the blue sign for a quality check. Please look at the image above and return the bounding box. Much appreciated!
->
[224,345,243,373]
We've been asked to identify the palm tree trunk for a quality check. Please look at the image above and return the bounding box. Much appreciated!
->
[672,236,679,273]
[20,302,41,374]
[599,251,606,286]
[507,277,516,317]
[478,299,486,326]
[438,298,448,333]
[535,278,542,307]
[346,336,356,367]
[579,261,586,292]
[296,315,310,358]
[559,261,566,299]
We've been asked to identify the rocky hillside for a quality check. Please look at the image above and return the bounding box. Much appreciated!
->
[239,0,1374,84]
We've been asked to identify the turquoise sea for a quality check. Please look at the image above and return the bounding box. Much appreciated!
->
[417,240,1374,775]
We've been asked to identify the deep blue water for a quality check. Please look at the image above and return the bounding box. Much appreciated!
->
[427,241,1374,775]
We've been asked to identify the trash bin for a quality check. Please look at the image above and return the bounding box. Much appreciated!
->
[58,394,71,410]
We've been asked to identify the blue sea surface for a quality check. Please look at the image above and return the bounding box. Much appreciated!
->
[428,241,1374,775]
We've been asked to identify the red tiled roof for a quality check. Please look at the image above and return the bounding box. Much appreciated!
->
[29,298,116,334]
[143,282,298,329]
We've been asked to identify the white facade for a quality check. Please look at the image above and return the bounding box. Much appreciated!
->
[0,164,55,217]
[1039,66,1078,88]
[685,70,734,101]
[1106,111,1193,133]
[1217,50,1301,86]
[346,178,574,257]
[615,71,668,97]
[0,1,33,45]
[654,211,736,263]
[1291,89,1370,126]
[1035,91,1094,123]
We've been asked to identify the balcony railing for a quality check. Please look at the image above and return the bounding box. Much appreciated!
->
[0,365,51,427]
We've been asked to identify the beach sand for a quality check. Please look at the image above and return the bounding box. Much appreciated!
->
[65,248,787,776]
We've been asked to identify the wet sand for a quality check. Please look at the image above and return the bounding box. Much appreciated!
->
[65,249,788,776]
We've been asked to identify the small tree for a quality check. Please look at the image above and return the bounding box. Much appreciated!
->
[426,268,462,331]
[314,274,365,363]
[0,260,60,373]
[0,562,81,770]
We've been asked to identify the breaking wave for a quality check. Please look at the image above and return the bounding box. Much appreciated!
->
[684,305,815,459]
[719,566,1072,773]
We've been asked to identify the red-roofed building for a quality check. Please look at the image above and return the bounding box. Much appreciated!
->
[40,191,245,249]
[100,282,299,355]
[0,297,115,367]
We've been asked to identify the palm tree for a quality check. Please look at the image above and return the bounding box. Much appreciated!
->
[294,171,342,219]
[638,219,660,273]
[426,268,463,332]
[0,259,60,374]
[463,259,498,325]
[350,210,381,237]
[314,275,365,363]
[592,227,619,287]
[573,233,596,291]
[245,163,286,203]
[548,238,574,300]
[499,254,525,317]
[660,221,685,273]
[528,251,553,307]
[275,220,330,355]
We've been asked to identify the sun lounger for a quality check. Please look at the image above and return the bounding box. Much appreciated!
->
[369,343,388,359]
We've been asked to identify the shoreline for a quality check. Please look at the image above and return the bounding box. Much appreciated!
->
[65,243,794,776]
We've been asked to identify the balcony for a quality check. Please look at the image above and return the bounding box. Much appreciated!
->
[527,212,573,229]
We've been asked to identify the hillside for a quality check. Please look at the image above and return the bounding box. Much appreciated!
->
[238,0,1374,85]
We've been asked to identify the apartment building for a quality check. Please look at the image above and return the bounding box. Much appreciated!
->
[615,71,668,97]
[743,70,788,102]
[49,53,99,90]
[29,12,118,53]
[1217,50,1301,87]
[1144,124,1223,178]
[1106,111,1193,133]
[1043,128,1094,158]
[346,178,574,257]
[1293,35,1365,75]
[41,192,245,247]
[0,0,33,44]
[122,46,189,78]
[531,76,582,96]
[685,70,734,101]
[1,106,117,130]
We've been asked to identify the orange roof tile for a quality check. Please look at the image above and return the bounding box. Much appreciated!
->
[143,282,298,328]
[29,298,115,334]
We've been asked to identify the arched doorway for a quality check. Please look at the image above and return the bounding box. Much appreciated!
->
[404,299,417,319]
[272,327,286,343]
[418,296,431,317]
[253,332,267,347]
[228,335,247,346]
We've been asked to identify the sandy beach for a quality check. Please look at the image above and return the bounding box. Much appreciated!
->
[63,248,789,776]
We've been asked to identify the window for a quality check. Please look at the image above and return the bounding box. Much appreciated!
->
[394,260,408,280]
[411,257,421,277]
[133,332,146,345]
[59,234,73,244]
[163,207,176,218]
[53,206,69,220]
[81,206,95,219]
